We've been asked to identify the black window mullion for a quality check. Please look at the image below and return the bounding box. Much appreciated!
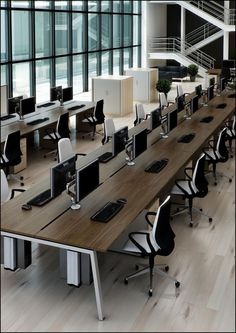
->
[84,4,89,91]
[30,1,36,98]
[6,2,12,96]
[68,2,73,87]
[51,4,56,87]
[120,2,124,75]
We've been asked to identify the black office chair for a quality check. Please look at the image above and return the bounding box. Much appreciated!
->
[171,153,212,227]
[82,99,105,140]
[43,112,70,160]
[133,103,150,126]
[0,130,24,186]
[203,127,232,185]
[122,195,180,297]
[225,114,236,157]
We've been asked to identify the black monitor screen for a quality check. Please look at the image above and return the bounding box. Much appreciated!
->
[50,86,62,102]
[195,85,202,99]
[176,94,185,113]
[62,86,73,103]
[207,85,214,101]
[8,96,23,114]
[133,128,147,159]
[220,77,227,92]
[76,159,99,203]
[168,109,178,132]
[112,126,129,156]
[191,95,199,113]
[20,96,36,116]
[209,77,215,86]
[150,108,162,131]
[222,59,235,68]
[50,156,76,198]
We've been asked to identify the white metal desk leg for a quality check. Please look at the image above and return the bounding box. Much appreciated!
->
[89,250,104,321]
[3,237,17,270]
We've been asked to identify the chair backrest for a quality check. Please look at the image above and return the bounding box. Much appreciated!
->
[4,130,22,163]
[192,153,208,196]
[159,92,168,109]
[58,138,74,162]
[216,127,229,160]
[177,84,184,97]
[221,67,231,81]
[94,99,105,124]
[136,103,146,124]
[57,112,70,138]
[1,169,11,203]
[151,196,175,251]
[104,118,115,139]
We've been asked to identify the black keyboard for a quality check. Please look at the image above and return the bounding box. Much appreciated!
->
[91,201,124,223]
[145,158,168,173]
[37,102,55,108]
[216,103,227,109]
[68,104,85,111]
[26,117,49,125]
[0,114,16,121]
[98,152,113,163]
[178,133,195,143]
[200,116,214,123]
[27,189,52,206]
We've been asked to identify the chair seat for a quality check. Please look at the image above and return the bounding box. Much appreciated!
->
[123,230,160,254]
[171,180,195,196]
[82,116,97,123]
[227,128,235,138]
[43,133,60,140]
[0,154,9,164]
[204,149,222,161]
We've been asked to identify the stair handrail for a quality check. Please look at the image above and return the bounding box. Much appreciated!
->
[150,37,215,69]
[185,22,220,45]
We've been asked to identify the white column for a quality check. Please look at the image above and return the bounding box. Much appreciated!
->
[141,1,147,68]
[180,6,186,55]
[223,1,230,59]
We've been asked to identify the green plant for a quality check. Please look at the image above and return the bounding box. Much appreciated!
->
[187,64,199,77]
[155,79,172,95]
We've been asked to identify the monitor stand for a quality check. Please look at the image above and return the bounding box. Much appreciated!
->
[66,180,81,210]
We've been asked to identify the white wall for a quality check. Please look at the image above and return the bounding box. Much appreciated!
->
[142,2,167,67]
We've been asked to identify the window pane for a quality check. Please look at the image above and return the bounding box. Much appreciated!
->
[35,11,51,58]
[11,1,30,8]
[88,14,99,51]
[133,46,139,68]
[1,10,7,62]
[113,15,121,48]
[36,59,51,103]
[72,13,84,53]
[12,11,30,60]
[55,12,69,55]
[113,1,121,12]
[113,50,120,75]
[88,53,98,90]
[123,15,132,47]
[1,1,7,7]
[133,1,140,14]
[1,65,7,85]
[72,1,84,11]
[13,62,30,97]
[101,1,111,12]
[55,1,68,10]
[101,14,111,49]
[101,51,110,75]
[133,15,139,45]
[124,1,132,13]
[35,1,51,9]
[88,1,98,11]
[124,48,131,71]
[73,54,83,95]
[56,57,68,87]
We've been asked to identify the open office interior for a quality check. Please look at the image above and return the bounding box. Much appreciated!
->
[1,1,235,332]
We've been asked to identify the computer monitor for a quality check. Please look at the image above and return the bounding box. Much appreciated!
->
[62,86,73,104]
[50,86,62,102]
[1,85,8,116]
[75,159,99,203]
[222,59,235,68]
[195,84,202,99]
[176,94,185,113]
[209,77,215,87]
[8,95,23,115]
[150,108,162,131]
[207,85,214,101]
[190,95,199,114]
[20,96,36,118]
[50,156,76,198]
[220,77,227,92]
[168,108,178,132]
[112,126,129,156]
[133,128,147,159]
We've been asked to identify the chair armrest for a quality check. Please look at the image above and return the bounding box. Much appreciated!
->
[75,153,86,157]
[44,128,58,142]
[128,231,155,254]
[145,211,156,227]
[207,139,215,149]
[10,188,25,200]
[184,167,193,180]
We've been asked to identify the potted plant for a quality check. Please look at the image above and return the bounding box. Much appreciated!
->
[155,79,172,98]
[187,64,199,82]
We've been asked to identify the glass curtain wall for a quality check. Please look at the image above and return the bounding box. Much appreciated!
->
[0,0,141,103]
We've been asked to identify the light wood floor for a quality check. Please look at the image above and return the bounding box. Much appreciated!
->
[1,78,235,332]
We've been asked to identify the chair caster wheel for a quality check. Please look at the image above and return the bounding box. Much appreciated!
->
[176,208,180,212]
[200,208,203,211]
[20,176,24,180]
[164,266,169,272]
[209,217,213,222]
[170,216,173,221]
[124,278,128,285]
[135,265,139,270]
[148,290,153,297]
[214,182,217,186]
[21,182,24,186]
[175,281,180,288]
[54,157,57,161]
[229,179,232,183]
[92,138,95,141]
[189,222,193,227]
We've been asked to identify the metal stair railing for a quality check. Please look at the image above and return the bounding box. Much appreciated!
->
[189,0,236,25]
[185,22,221,45]
[150,37,215,70]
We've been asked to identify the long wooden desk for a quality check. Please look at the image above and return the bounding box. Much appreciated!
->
[1,91,235,321]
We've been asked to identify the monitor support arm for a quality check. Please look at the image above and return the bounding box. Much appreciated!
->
[66,179,81,210]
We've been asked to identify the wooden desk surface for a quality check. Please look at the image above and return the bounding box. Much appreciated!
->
[0,101,95,143]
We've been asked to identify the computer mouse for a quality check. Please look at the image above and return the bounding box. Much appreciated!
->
[21,204,32,211]
[43,117,49,121]
[117,198,127,204]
